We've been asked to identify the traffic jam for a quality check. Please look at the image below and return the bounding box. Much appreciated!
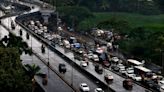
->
[15,11,164,92]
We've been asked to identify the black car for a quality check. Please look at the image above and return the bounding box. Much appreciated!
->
[145,80,154,88]
[59,63,67,73]
[95,64,103,74]
[152,84,160,92]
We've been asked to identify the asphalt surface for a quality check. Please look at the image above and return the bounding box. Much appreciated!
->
[0,20,75,92]
[0,1,152,92]
[21,53,74,92]
[0,9,108,92]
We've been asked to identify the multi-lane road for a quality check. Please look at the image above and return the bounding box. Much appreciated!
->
[0,9,110,92]
[0,1,152,92]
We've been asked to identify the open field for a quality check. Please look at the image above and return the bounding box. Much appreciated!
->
[80,12,164,31]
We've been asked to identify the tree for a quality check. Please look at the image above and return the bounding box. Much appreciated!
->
[97,17,130,34]
[25,64,41,79]
[0,48,32,92]
[100,0,110,11]
[25,64,41,92]
[1,33,32,55]
[58,6,93,30]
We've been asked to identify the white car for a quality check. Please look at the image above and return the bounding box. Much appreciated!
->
[117,64,125,70]
[126,68,134,74]
[160,85,164,92]
[94,88,104,92]
[80,61,88,67]
[119,68,126,74]
[92,54,99,62]
[126,73,135,78]
[80,83,90,92]
[131,74,142,81]
[87,53,93,59]
[159,80,164,86]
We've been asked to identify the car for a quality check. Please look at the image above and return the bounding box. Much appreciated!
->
[111,65,119,72]
[117,64,125,70]
[152,84,160,92]
[95,64,103,74]
[119,68,126,75]
[58,63,66,73]
[159,80,164,86]
[111,57,119,63]
[94,88,104,92]
[79,83,90,92]
[87,53,93,59]
[125,68,134,77]
[80,61,88,67]
[126,67,134,71]
[125,72,135,78]
[145,80,154,88]
[104,74,114,83]
[92,54,99,62]
[123,79,133,90]
[131,74,142,82]
[103,61,110,67]
[74,56,83,61]
[160,85,164,92]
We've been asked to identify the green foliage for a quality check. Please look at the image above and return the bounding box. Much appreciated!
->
[58,6,93,29]
[0,48,32,92]
[96,17,130,34]
[1,33,32,55]
[49,0,163,14]
[78,12,164,31]
[119,27,164,66]
[25,64,41,78]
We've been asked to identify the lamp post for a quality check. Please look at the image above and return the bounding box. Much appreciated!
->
[161,50,164,76]
[71,52,76,87]
[47,45,50,77]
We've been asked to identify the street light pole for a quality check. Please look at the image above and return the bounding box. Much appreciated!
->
[161,51,164,76]
[71,59,73,86]
[47,45,50,77]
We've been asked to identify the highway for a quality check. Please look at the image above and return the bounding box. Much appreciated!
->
[0,0,152,92]
[0,9,110,92]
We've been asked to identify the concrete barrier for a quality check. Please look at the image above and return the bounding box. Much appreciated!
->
[15,17,115,92]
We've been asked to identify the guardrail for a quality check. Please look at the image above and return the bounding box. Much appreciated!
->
[0,18,78,92]
[15,17,115,92]
[1,18,78,92]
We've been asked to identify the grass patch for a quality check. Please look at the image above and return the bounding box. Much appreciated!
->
[79,12,164,31]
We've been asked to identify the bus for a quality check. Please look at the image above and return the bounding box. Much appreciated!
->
[134,66,152,77]
[127,59,144,67]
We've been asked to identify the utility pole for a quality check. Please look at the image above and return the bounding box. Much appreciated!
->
[47,45,50,77]
[161,51,164,76]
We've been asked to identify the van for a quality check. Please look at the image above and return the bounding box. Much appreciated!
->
[63,40,70,48]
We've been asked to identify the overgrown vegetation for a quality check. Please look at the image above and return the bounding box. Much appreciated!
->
[0,33,33,92]
[78,12,164,31]
[46,0,164,66]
